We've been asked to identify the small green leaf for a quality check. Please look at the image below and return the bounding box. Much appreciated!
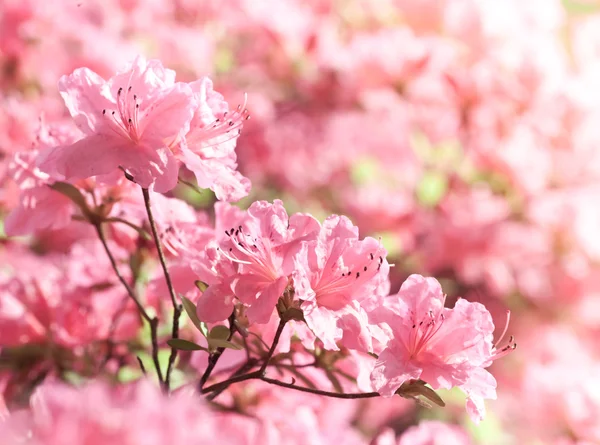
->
[207,339,243,350]
[194,280,208,292]
[396,380,446,408]
[167,339,207,351]
[417,385,446,407]
[208,325,231,341]
[181,296,204,334]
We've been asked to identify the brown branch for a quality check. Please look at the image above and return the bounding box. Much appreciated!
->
[258,318,286,375]
[202,370,380,400]
[198,312,236,391]
[93,222,164,383]
[141,188,182,392]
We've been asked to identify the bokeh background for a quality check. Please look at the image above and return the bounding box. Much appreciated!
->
[2,0,600,443]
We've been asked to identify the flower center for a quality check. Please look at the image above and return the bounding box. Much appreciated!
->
[102,86,142,143]
[408,310,446,359]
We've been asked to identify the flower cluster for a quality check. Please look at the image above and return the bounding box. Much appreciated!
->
[4,0,598,443]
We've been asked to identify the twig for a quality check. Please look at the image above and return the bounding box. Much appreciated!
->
[202,370,381,400]
[93,222,164,383]
[198,312,236,391]
[258,318,286,375]
[205,358,259,401]
[141,188,182,392]
[260,376,380,399]
[136,356,147,375]
[94,224,150,322]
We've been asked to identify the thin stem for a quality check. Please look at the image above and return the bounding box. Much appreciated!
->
[198,312,236,391]
[93,222,164,383]
[205,358,259,402]
[141,187,182,392]
[141,188,178,309]
[94,224,150,323]
[260,376,381,399]
[164,305,182,388]
[136,356,147,375]
[259,318,287,375]
[103,216,151,240]
[202,371,380,400]
[202,371,261,394]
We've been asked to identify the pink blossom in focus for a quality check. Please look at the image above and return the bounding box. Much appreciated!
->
[293,214,389,351]
[178,77,251,201]
[37,55,196,192]
[195,200,320,324]
[371,274,514,423]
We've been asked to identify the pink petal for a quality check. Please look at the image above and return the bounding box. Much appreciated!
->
[371,345,421,397]
[196,283,235,323]
[139,83,196,144]
[303,304,342,351]
[244,276,288,324]
[58,68,112,135]
[4,187,73,236]
[397,274,445,319]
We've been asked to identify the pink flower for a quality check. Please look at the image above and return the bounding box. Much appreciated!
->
[195,200,319,324]
[370,274,514,423]
[178,77,251,202]
[4,120,82,236]
[37,55,196,193]
[293,215,389,351]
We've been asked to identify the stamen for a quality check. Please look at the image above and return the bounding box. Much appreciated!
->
[494,310,511,348]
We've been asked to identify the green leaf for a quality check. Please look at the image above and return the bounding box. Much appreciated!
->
[396,380,446,408]
[167,339,208,351]
[417,385,446,407]
[207,339,243,350]
[194,280,208,292]
[181,296,204,334]
[208,325,231,341]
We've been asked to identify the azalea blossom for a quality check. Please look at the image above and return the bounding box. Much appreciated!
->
[293,214,389,351]
[177,77,251,201]
[370,274,515,423]
[37,55,196,192]
[195,200,320,324]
